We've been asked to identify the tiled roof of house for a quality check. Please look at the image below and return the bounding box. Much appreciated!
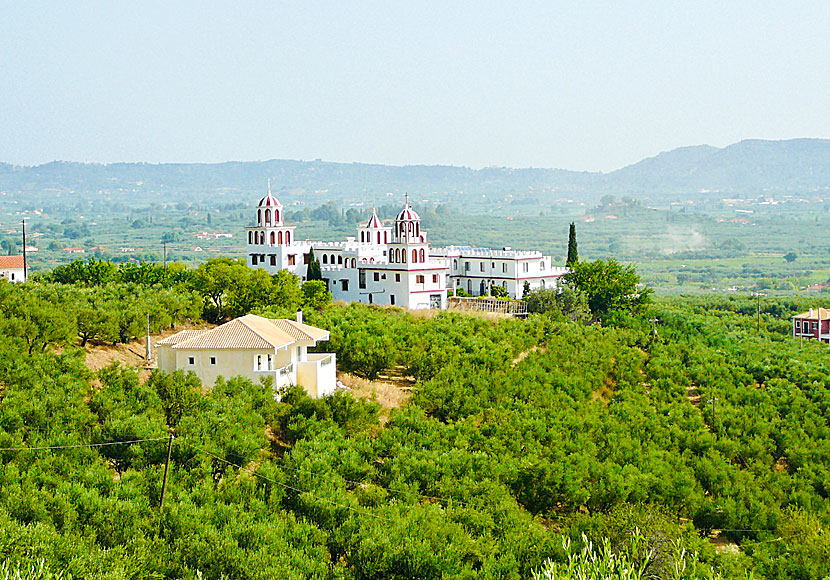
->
[272,319,330,342]
[0,256,25,269]
[155,330,205,346]
[793,308,830,320]
[167,315,328,351]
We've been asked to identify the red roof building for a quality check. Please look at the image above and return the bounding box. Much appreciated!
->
[792,308,830,344]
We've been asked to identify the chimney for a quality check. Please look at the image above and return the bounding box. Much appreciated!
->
[296,310,303,324]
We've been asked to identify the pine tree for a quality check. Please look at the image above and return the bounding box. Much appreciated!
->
[566,222,579,267]
[306,248,322,281]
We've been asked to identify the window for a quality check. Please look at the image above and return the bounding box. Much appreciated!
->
[540,260,545,270]
[322,254,328,264]
[502,263,507,272]
[453,259,458,269]
[796,320,801,329]
[523,263,529,273]
[303,253,310,264]
[480,262,484,272]
[390,295,396,305]
[288,254,296,266]
[420,249,425,262]
[432,274,438,283]
[492,262,495,268]
[251,255,258,265]
[373,272,380,281]
[359,270,367,289]
[270,255,276,266]
[341,279,349,291]
[416,275,425,284]
[369,293,373,304]
[188,357,195,365]
[267,354,273,370]
[256,355,262,371]
[209,357,216,365]
[296,346,301,360]
[465,261,470,271]
[395,274,401,282]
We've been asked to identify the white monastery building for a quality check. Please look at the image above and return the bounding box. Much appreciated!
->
[156,313,336,397]
[246,188,567,309]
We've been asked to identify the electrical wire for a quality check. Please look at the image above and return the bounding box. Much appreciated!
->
[0,436,169,452]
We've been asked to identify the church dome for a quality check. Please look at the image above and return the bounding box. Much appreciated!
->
[396,205,420,221]
[258,193,281,208]
[366,209,383,229]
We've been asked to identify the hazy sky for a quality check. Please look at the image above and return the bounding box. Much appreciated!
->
[2,1,830,172]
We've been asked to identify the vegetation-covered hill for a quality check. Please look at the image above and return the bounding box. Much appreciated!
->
[4,139,830,206]
[0,259,829,578]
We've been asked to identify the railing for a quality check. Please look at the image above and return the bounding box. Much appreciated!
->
[448,297,528,317]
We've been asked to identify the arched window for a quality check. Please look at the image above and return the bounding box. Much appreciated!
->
[258,209,262,224]
[540,279,546,289]
[275,210,280,223]
[248,231,253,244]
[270,231,276,245]
[412,249,417,263]
[286,231,291,244]
[278,231,283,244]
[377,231,381,244]
[351,259,356,268]
[259,232,265,244]
[322,254,328,264]
[540,260,545,270]
[265,209,271,224]
[453,259,457,269]
[384,231,388,243]
[360,231,364,242]
[402,251,406,263]
[415,223,420,237]
[330,254,335,265]
[419,249,425,262]
[467,279,472,292]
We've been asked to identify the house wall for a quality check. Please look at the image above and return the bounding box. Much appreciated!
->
[0,267,25,283]
[173,347,295,388]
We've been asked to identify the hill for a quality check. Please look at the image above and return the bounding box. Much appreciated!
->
[2,139,830,206]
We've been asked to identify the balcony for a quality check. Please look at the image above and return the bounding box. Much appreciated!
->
[297,353,337,398]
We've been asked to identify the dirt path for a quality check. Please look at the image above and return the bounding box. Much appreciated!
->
[512,345,546,367]
[336,371,412,423]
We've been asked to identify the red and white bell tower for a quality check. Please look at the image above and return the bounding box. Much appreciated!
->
[387,195,429,267]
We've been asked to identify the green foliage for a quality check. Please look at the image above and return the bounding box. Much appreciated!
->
[567,221,579,266]
[5,263,830,578]
[306,248,322,281]
[525,283,590,322]
[566,259,652,318]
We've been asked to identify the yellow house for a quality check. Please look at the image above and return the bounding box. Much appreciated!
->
[155,313,336,397]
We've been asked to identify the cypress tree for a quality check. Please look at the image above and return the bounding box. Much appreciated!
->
[306,248,322,281]
[566,222,579,267]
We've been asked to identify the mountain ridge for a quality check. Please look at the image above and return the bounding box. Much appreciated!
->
[2,138,830,202]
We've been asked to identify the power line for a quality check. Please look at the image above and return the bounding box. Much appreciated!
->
[0,436,169,452]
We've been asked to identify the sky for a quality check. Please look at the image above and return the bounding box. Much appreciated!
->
[2,1,830,172]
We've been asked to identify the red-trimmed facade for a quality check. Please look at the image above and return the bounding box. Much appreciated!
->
[792,308,830,344]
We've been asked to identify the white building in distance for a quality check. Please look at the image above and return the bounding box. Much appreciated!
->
[246,188,567,309]
[0,256,26,283]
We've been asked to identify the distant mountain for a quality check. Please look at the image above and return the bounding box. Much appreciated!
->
[2,139,830,205]
[607,138,830,194]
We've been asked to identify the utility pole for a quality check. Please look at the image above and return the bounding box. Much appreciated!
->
[145,313,151,362]
[649,317,659,338]
[21,219,28,282]
[159,433,175,510]
[750,292,765,334]
[708,396,718,437]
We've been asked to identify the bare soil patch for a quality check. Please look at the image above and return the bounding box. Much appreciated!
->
[83,323,212,382]
[336,371,412,422]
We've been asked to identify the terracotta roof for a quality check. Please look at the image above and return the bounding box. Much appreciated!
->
[272,319,330,342]
[793,308,830,320]
[0,256,25,269]
[170,314,328,350]
[155,330,205,347]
